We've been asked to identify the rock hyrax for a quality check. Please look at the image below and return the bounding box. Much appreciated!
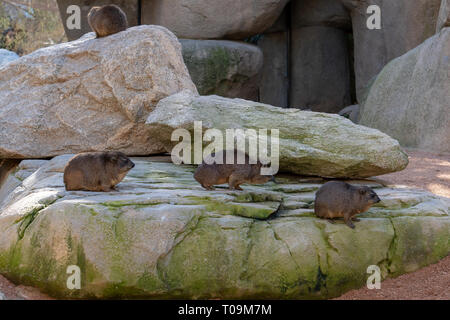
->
[194,150,274,191]
[314,181,381,229]
[64,152,135,192]
[88,5,128,38]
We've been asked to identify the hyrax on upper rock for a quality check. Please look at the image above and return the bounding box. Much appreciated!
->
[314,181,381,229]
[194,150,274,191]
[64,151,135,192]
[88,5,128,38]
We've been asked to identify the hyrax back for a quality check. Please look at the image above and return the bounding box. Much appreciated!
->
[88,5,128,38]
[194,150,273,191]
[64,151,135,192]
[314,181,381,229]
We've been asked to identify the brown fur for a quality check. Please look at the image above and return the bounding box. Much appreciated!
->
[314,181,381,229]
[194,150,274,191]
[88,5,128,38]
[63,152,134,192]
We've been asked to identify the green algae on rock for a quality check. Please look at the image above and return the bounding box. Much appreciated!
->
[0,156,448,299]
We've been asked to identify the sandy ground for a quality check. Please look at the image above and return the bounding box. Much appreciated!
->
[376,149,450,198]
[336,255,450,300]
[0,149,449,300]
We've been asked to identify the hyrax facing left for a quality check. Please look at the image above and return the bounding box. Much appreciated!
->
[64,152,135,192]
[194,150,274,191]
[88,5,128,38]
[314,181,381,229]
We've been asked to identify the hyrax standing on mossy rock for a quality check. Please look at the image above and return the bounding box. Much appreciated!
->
[64,152,135,192]
[194,150,274,191]
[88,5,128,38]
[314,181,381,229]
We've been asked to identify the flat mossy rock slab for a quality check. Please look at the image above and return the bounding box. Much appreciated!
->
[0,156,448,299]
[146,90,409,178]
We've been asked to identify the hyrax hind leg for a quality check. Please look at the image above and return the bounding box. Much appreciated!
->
[228,174,244,191]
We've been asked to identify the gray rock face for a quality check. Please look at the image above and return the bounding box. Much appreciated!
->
[0,49,19,68]
[56,0,139,41]
[289,0,352,113]
[181,40,263,101]
[343,0,442,102]
[0,26,197,159]
[290,26,352,112]
[291,0,351,30]
[360,28,450,153]
[146,91,408,178]
[141,0,289,39]
[0,156,448,299]
[436,0,450,32]
[257,32,289,108]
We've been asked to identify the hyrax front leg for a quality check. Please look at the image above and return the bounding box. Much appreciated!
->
[344,213,355,229]
[202,184,215,191]
[228,174,244,191]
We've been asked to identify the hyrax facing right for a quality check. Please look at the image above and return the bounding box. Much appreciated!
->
[194,150,274,191]
[314,181,381,229]
[88,5,128,38]
[64,151,135,192]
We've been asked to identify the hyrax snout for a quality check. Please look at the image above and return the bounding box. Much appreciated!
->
[314,181,381,229]
[88,5,128,38]
[194,150,274,191]
[64,151,135,192]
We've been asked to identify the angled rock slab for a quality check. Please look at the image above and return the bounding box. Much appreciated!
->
[360,28,450,153]
[0,26,197,159]
[0,157,448,299]
[146,91,408,178]
[436,0,450,32]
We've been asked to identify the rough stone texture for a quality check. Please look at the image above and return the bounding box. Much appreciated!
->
[359,29,450,153]
[0,49,19,68]
[338,105,360,123]
[141,0,290,40]
[0,156,448,299]
[291,0,351,30]
[257,32,289,107]
[436,0,450,32]
[181,40,263,101]
[146,91,408,178]
[56,0,139,41]
[0,26,198,159]
[290,26,351,112]
[342,0,442,102]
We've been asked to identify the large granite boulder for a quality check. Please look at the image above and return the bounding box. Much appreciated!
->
[436,0,450,32]
[141,0,290,40]
[359,28,450,153]
[0,49,19,68]
[181,40,263,100]
[0,26,197,159]
[342,0,442,102]
[146,91,408,178]
[0,156,448,299]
